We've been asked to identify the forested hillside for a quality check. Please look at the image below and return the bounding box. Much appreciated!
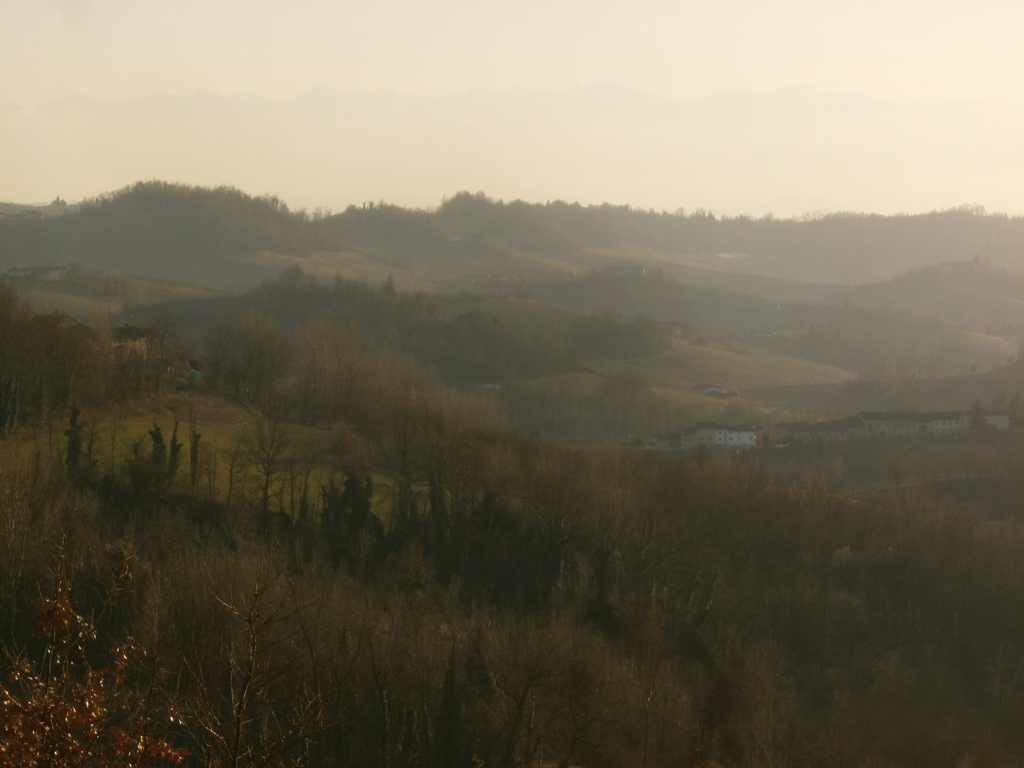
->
[0,182,309,285]
[9,183,1024,764]
[7,183,1024,287]
[2,272,1024,767]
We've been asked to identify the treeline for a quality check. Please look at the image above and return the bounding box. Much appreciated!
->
[5,400,1024,765]
[166,271,685,438]
[3,272,1024,765]
[175,270,580,387]
[0,182,309,284]
[416,195,1024,283]
[0,282,170,432]
[286,191,1024,276]
[0,258,685,442]
[7,183,1024,286]
[152,268,675,381]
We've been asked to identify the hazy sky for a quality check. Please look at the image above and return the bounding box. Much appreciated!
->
[4,0,1024,213]
[5,0,1024,105]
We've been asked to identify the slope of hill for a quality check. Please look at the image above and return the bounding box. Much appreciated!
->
[750,357,1024,417]
[591,340,857,390]
[6,181,1024,425]
[847,262,1024,333]
[0,182,308,286]
[9,182,1024,290]
[3,266,227,321]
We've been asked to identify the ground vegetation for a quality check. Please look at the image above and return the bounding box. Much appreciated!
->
[1,270,1024,767]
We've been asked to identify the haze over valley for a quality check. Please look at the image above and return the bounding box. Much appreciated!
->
[6,181,1024,422]
[6,84,1024,218]
[7,2,1024,766]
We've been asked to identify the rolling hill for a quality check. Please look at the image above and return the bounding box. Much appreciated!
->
[6,181,1024,427]
[9,182,1024,290]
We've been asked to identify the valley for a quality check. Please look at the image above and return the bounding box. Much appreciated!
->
[5,184,1024,766]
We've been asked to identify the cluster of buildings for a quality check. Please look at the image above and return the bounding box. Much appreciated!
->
[649,423,760,451]
[648,408,1012,452]
[778,410,1010,443]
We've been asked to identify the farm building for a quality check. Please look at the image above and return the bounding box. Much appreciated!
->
[650,423,761,451]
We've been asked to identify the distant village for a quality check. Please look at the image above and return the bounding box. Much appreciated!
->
[647,408,1013,452]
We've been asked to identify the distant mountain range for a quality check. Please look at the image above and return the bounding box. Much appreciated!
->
[3,84,1024,220]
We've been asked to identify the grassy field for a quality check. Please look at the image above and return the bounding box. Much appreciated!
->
[8,269,227,320]
[16,289,119,320]
[229,243,584,294]
[12,391,385,522]
[749,353,1024,418]
[594,339,858,391]
[229,249,435,289]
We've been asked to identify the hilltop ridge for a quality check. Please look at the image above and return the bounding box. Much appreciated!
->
[4,182,1024,288]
